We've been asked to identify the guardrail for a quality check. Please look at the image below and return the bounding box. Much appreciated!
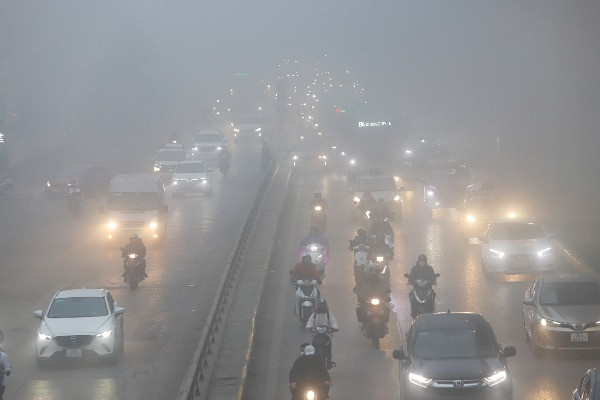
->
[554,240,593,274]
[177,159,277,400]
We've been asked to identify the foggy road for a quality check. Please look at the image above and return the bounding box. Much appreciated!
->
[245,169,598,400]
[0,141,264,400]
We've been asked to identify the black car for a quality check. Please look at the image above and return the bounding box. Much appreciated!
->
[393,312,515,400]
[45,165,111,198]
[574,368,600,400]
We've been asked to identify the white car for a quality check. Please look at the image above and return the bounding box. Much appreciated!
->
[171,160,213,195]
[153,148,187,174]
[189,130,227,165]
[480,219,555,274]
[352,174,404,220]
[34,288,125,367]
[231,114,268,142]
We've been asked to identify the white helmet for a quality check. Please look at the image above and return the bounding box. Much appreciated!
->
[303,345,315,356]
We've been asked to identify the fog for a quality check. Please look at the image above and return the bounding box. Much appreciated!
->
[1,1,600,246]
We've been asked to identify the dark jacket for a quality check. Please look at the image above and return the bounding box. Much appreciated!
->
[122,239,146,258]
[289,354,331,384]
[368,220,394,238]
[409,264,437,285]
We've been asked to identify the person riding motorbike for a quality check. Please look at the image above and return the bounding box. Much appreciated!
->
[219,153,230,175]
[67,179,83,215]
[359,191,376,215]
[299,226,330,261]
[0,333,12,399]
[305,299,339,368]
[370,198,394,221]
[408,254,438,317]
[121,234,147,280]
[370,232,394,260]
[355,267,391,324]
[348,228,370,251]
[308,192,327,212]
[289,345,332,400]
[291,255,320,282]
[368,216,394,239]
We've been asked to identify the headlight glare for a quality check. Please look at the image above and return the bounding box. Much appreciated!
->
[537,247,552,258]
[107,221,117,230]
[408,372,432,387]
[484,370,507,386]
[394,194,401,202]
[466,214,476,223]
[489,248,505,258]
[370,298,380,305]
[149,219,158,230]
[38,332,52,340]
[353,196,360,203]
[96,329,113,339]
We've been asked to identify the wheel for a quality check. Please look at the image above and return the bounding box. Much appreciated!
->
[373,337,380,349]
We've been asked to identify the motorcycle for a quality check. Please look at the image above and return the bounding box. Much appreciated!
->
[291,278,319,326]
[219,156,230,176]
[352,245,370,287]
[404,272,440,318]
[122,251,144,290]
[310,326,336,370]
[290,385,329,400]
[69,192,84,218]
[371,253,391,286]
[310,204,327,233]
[300,244,326,283]
[359,297,390,349]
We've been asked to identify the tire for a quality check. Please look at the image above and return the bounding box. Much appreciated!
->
[301,306,311,326]
[373,337,380,349]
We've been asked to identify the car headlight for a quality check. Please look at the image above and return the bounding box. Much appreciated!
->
[293,155,298,160]
[376,256,384,262]
[353,196,360,203]
[537,246,552,258]
[38,332,52,340]
[484,370,507,386]
[408,372,432,388]
[153,165,161,172]
[507,212,518,219]
[234,128,240,132]
[394,194,401,202]
[107,220,117,230]
[489,248,505,258]
[539,316,563,328]
[466,214,476,223]
[96,329,113,339]
[46,181,52,187]
[306,390,315,400]
[254,127,262,132]
[370,298,380,305]
[149,220,158,230]
[427,190,434,197]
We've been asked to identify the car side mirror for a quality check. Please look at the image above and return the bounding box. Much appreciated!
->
[115,307,125,316]
[393,349,407,360]
[33,310,43,319]
[99,206,105,214]
[523,299,535,306]
[403,273,410,279]
[503,346,516,357]
[162,205,168,213]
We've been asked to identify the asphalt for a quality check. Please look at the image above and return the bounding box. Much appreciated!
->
[244,169,599,400]
[0,139,266,400]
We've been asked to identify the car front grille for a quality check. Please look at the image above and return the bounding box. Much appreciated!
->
[55,335,94,348]
[120,221,145,228]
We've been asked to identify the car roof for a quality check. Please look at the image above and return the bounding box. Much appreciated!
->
[415,312,490,331]
[540,273,599,284]
[55,288,106,299]
[178,160,205,165]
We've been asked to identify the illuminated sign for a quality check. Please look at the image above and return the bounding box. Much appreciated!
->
[358,121,392,128]
[335,108,347,113]
[0,133,4,143]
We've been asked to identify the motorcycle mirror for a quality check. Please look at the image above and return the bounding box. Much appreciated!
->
[503,346,517,357]
[403,273,410,278]
[392,349,407,360]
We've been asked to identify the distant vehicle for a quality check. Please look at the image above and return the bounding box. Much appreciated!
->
[352,174,403,220]
[459,187,502,238]
[45,166,111,198]
[393,312,515,400]
[573,368,600,400]
[402,137,449,161]
[100,174,168,242]
[291,136,328,168]
[480,219,555,275]
[34,288,125,367]
[163,143,185,151]
[393,157,429,183]
[188,130,227,165]
[152,148,187,174]
[523,273,600,356]
[231,113,268,142]
[424,160,473,209]
[171,160,213,195]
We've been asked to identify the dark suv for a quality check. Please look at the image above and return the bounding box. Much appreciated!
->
[393,312,515,400]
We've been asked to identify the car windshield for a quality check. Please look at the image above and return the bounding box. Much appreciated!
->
[356,177,395,192]
[175,162,206,173]
[47,297,108,318]
[414,328,497,359]
[108,192,159,211]
[156,151,186,162]
[539,282,600,306]
[429,166,472,182]
[490,222,544,240]
[193,133,223,143]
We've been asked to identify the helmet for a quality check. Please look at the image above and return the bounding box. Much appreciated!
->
[316,299,328,313]
[418,254,427,264]
[300,342,310,354]
[357,228,367,238]
[129,234,139,241]
[302,254,312,264]
[309,225,318,234]
[303,345,316,356]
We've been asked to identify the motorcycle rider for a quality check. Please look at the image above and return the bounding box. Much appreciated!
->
[305,299,339,368]
[308,192,327,212]
[371,198,393,221]
[370,232,394,260]
[368,216,394,239]
[299,226,330,261]
[0,331,12,399]
[354,267,391,325]
[352,243,371,288]
[289,345,332,400]
[408,254,438,318]
[359,191,376,214]
[67,179,83,214]
[291,255,320,282]
[121,234,147,280]
[348,228,370,251]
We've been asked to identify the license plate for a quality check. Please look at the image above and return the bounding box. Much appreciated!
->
[571,333,588,342]
[66,348,82,358]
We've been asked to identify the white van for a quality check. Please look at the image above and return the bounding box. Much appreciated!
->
[100,174,168,242]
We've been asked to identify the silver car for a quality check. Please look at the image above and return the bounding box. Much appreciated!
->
[480,219,555,274]
[523,273,600,356]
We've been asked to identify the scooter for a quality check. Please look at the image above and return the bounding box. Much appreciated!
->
[310,325,337,370]
[359,297,390,349]
[310,205,327,233]
[404,273,440,319]
[291,278,319,326]
[122,251,144,290]
[300,244,326,283]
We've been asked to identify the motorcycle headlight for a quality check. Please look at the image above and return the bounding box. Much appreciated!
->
[201,179,208,185]
[254,127,262,132]
[484,370,507,386]
[149,219,158,230]
[370,298,380,305]
[350,159,356,165]
[107,220,117,230]
[96,329,113,339]
[489,248,505,258]
[192,146,199,151]
[376,256,384,262]
[234,128,240,132]
[507,212,518,219]
[405,149,413,155]
[314,205,322,211]
[427,190,434,197]
[466,214,476,223]
[217,146,223,151]
[293,155,298,160]
[408,372,432,388]
[46,181,52,187]
[310,245,319,252]
[128,253,137,259]
[306,390,315,400]
[394,194,401,202]
[38,332,52,340]
[153,165,161,172]
[537,246,552,258]
[353,196,360,203]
